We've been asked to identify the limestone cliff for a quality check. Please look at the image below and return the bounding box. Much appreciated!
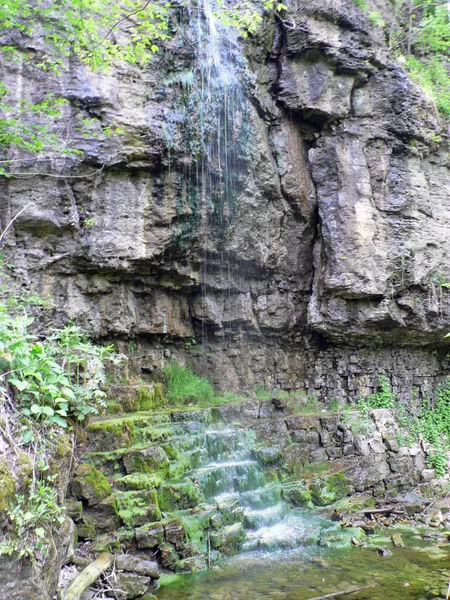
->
[1,0,450,401]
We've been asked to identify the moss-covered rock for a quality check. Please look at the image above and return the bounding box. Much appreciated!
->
[158,482,203,512]
[136,523,165,549]
[122,446,170,476]
[311,473,350,507]
[254,445,283,465]
[0,458,17,514]
[76,523,96,540]
[115,489,161,527]
[283,483,314,509]
[210,523,245,556]
[70,464,112,506]
[115,473,163,491]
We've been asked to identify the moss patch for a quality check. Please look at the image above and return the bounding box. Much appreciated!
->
[311,473,350,507]
[70,464,112,506]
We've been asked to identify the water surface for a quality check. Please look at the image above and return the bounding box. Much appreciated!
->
[157,534,450,600]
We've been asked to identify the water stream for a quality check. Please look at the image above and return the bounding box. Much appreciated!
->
[157,539,450,599]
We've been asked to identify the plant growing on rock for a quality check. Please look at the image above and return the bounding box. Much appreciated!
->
[164,361,214,405]
[0,257,121,561]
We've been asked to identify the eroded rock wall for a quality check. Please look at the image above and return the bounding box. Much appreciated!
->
[2,0,450,399]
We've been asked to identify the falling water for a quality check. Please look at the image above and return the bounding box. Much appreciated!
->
[172,0,252,343]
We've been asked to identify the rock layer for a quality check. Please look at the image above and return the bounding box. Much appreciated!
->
[1,0,450,397]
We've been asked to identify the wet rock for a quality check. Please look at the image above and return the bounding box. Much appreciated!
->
[210,523,245,555]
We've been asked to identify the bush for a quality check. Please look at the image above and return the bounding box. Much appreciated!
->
[164,362,214,405]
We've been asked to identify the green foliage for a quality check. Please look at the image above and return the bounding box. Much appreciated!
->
[0,263,120,437]
[164,362,214,405]
[369,11,385,27]
[0,0,169,72]
[395,1,450,118]
[0,479,65,561]
[212,0,287,37]
[352,0,367,9]
[405,55,450,118]
[366,376,396,409]
[427,449,448,478]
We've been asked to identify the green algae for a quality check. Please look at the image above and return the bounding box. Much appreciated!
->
[115,473,163,491]
[157,533,450,600]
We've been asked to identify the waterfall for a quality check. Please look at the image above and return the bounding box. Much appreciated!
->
[176,0,252,342]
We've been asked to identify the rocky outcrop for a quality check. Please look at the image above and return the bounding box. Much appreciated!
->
[1,0,450,398]
[65,397,439,587]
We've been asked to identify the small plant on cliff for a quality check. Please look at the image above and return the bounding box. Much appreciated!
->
[0,258,121,434]
[366,375,396,409]
[164,361,214,405]
[0,479,65,561]
[427,448,448,477]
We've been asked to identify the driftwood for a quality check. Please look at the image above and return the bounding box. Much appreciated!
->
[307,586,374,600]
[361,507,405,516]
[59,552,114,600]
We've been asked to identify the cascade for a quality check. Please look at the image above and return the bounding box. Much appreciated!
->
[77,399,335,574]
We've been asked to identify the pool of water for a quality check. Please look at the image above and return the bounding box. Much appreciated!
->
[157,532,450,600]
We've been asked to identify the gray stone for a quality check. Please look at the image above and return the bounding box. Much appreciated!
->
[111,572,151,599]
[421,469,436,482]
[353,436,371,456]
[350,455,390,492]
[116,554,159,579]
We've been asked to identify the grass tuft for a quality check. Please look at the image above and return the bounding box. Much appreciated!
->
[164,362,214,405]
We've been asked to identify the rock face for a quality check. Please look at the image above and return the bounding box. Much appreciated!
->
[2,0,450,398]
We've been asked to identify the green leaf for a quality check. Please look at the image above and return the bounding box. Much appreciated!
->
[41,406,55,417]
[51,415,68,428]
[30,404,42,415]
[34,527,45,538]
[21,429,34,444]
[62,387,75,400]
[9,379,29,392]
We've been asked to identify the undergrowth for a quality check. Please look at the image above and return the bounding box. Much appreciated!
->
[0,258,121,562]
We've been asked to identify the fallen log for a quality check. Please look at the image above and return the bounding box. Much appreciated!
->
[59,552,114,600]
[361,507,405,516]
[307,586,374,600]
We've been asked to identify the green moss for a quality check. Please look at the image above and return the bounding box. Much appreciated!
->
[283,483,314,509]
[115,489,161,527]
[0,459,16,513]
[181,514,209,553]
[77,523,96,539]
[254,445,283,465]
[116,473,163,491]
[158,482,204,512]
[71,464,112,505]
[311,473,350,507]
[137,385,166,411]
